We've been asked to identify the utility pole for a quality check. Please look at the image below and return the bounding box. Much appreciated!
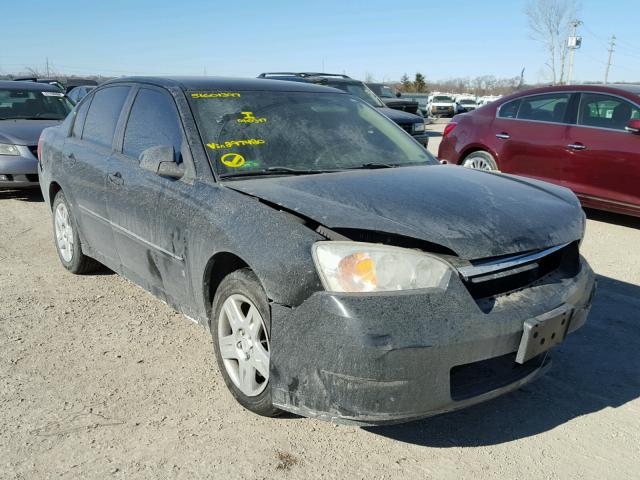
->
[604,35,616,84]
[566,20,582,85]
[46,57,50,78]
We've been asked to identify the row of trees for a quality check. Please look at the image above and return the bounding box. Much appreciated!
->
[394,72,524,96]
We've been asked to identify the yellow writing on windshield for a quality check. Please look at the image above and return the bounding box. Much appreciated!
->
[237,111,267,123]
[191,92,241,98]
[220,153,246,168]
[207,138,265,149]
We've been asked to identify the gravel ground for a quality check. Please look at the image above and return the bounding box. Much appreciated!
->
[1,137,639,478]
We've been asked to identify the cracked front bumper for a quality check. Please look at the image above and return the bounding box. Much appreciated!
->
[269,257,595,425]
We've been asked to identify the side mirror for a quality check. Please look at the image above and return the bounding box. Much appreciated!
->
[625,119,640,134]
[139,145,185,179]
[395,92,402,98]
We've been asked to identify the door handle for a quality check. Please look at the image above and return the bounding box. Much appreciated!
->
[108,172,123,185]
[567,143,587,151]
[495,133,510,139]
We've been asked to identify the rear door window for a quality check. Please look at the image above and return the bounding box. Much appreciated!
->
[578,93,640,131]
[71,97,91,138]
[122,88,183,162]
[516,93,571,123]
[82,86,130,148]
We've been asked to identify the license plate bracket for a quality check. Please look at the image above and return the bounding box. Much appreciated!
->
[516,307,572,364]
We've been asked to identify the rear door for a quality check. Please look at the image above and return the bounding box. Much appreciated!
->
[492,92,574,184]
[106,85,195,308]
[564,92,640,211]
[62,85,131,266]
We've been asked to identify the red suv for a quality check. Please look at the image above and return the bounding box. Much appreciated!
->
[438,85,640,217]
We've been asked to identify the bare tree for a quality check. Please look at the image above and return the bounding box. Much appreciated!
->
[364,71,375,83]
[399,73,412,92]
[526,0,579,84]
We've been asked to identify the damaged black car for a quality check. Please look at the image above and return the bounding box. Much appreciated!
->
[38,77,596,425]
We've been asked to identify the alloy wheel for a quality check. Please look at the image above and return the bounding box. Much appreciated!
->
[54,202,74,263]
[462,156,496,171]
[217,294,270,397]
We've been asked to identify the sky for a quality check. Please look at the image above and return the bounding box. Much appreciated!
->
[2,0,639,84]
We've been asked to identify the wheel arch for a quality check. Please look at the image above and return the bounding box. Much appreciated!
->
[458,145,499,166]
[48,181,62,210]
[203,251,268,325]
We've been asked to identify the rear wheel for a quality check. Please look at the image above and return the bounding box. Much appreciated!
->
[52,191,100,274]
[211,268,280,417]
[461,151,498,171]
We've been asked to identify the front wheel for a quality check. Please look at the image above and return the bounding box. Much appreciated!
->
[461,151,498,171]
[52,191,100,274]
[211,268,280,417]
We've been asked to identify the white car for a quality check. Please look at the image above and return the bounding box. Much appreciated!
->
[427,94,456,117]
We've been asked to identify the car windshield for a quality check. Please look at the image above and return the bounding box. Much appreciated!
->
[376,85,395,98]
[433,96,453,103]
[460,99,476,105]
[189,91,436,177]
[0,88,73,120]
[325,82,385,108]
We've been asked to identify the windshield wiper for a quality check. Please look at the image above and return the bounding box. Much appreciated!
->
[350,163,396,169]
[219,166,342,179]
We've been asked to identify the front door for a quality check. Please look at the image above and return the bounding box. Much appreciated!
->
[564,92,640,213]
[105,86,194,310]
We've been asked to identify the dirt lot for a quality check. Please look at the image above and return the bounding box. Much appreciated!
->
[1,133,639,478]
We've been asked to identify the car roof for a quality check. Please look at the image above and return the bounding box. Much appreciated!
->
[103,76,344,94]
[499,84,640,102]
[0,80,64,92]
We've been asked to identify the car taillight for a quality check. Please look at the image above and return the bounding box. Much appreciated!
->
[443,122,458,138]
[37,137,43,162]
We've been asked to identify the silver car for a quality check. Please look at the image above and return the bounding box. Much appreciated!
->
[0,80,73,189]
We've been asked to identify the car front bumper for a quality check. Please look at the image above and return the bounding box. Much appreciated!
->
[0,146,39,189]
[269,256,595,425]
[431,106,455,116]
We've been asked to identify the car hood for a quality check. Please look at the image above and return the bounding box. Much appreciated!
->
[0,119,61,145]
[225,165,584,260]
[377,107,423,123]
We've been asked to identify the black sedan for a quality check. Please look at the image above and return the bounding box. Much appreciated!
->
[38,77,595,425]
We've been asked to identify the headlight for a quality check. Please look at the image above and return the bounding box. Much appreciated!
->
[413,122,425,132]
[0,143,20,156]
[312,241,452,293]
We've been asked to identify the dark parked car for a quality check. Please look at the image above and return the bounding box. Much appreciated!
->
[366,82,421,115]
[39,76,595,424]
[14,77,65,92]
[0,80,73,189]
[65,78,98,93]
[67,85,95,104]
[258,72,429,147]
[438,84,640,217]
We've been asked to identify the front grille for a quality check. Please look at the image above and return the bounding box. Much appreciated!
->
[398,123,413,134]
[450,352,547,401]
[459,242,580,304]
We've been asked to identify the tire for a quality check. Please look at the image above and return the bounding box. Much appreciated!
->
[461,150,499,171]
[52,191,100,274]
[210,268,281,417]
